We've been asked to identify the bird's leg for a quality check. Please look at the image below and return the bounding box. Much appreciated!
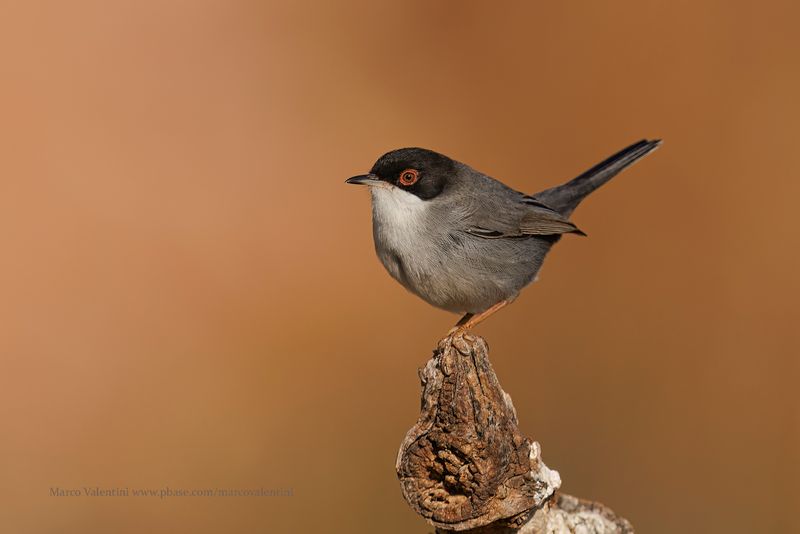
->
[455,313,474,328]
[447,300,510,336]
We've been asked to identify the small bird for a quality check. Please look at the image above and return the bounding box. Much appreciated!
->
[347,140,661,334]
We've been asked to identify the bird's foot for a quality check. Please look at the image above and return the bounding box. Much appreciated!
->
[443,327,475,355]
[446,324,467,337]
[447,300,510,336]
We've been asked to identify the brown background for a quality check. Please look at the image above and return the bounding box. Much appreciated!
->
[1,1,798,533]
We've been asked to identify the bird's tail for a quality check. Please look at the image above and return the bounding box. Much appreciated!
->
[533,139,661,216]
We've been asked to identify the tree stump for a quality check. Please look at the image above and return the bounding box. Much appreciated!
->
[396,334,633,533]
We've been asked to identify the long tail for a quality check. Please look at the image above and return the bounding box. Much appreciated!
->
[533,139,661,216]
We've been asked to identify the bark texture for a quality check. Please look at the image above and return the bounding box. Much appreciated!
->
[396,334,633,533]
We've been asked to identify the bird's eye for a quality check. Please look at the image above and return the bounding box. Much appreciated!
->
[399,169,419,186]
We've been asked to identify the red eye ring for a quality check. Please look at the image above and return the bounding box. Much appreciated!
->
[399,169,419,186]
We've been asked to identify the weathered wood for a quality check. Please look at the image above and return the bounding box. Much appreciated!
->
[396,334,633,533]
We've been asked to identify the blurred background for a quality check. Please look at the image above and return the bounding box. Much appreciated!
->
[1,1,798,532]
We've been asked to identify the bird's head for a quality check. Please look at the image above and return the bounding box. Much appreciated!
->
[346,147,455,200]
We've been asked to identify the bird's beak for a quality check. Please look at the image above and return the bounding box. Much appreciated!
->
[345,173,381,186]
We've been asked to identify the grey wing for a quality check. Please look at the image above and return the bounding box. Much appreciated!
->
[464,193,585,239]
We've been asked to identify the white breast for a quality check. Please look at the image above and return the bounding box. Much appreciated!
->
[370,185,429,257]
[368,184,503,314]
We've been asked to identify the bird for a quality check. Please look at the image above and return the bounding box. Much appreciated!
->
[346,139,661,334]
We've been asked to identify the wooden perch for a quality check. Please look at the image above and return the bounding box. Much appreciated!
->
[396,334,633,534]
